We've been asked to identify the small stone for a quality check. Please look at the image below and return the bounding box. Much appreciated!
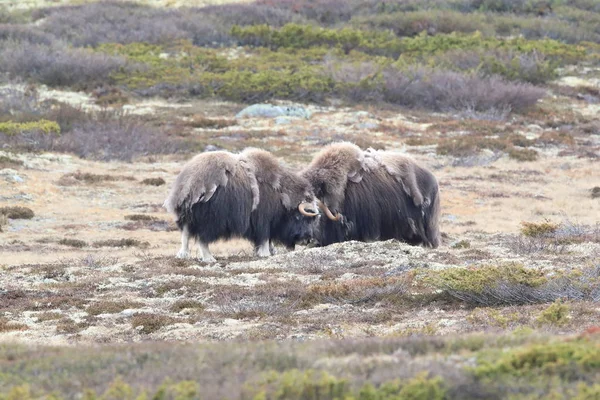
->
[356,122,379,130]
[235,104,311,119]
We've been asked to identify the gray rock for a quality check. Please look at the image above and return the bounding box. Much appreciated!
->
[0,168,24,183]
[356,122,379,130]
[204,145,222,152]
[236,104,311,119]
[274,116,293,125]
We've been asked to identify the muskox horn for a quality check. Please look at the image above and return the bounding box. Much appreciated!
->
[298,202,318,217]
[317,200,341,221]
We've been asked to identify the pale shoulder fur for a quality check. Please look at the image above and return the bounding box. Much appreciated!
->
[163,151,259,215]
[243,148,310,209]
[302,142,370,210]
[365,148,424,207]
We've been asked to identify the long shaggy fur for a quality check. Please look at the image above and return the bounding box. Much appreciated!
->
[302,142,441,248]
[164,148,317,252]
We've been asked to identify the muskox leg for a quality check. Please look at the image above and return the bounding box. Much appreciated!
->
[255,241,271,257]
[176,225,191,259]
[269,240,277,255]
[196,240,216,263]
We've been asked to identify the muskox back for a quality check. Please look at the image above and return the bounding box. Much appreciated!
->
[303,142,441,248]
[164,151,257,244]
[164,149,320,262]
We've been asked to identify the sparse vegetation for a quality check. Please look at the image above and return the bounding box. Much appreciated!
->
[141,177,166,186]
[58,238,88,248]
[131,313,177,335]
[124,214,158,222]
[87,300,144,316]
[537,299,570,326]
[93,238,149,248]
[59,171,136,184]
[1,1,599,398]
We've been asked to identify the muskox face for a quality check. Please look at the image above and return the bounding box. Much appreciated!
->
[275,202,321,250]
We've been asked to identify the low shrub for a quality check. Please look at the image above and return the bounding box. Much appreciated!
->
[59,171,135,184]
[0,120,60,136]
[87,300,144,316]
[520,220,558,237]
[423,48,558,84]
[351,10,489,37]
[36,2,230,47]
[474,340,600,378]
[124,214,158,222]
[429,263,600,306]
[508,148,538,161]
[0,41,131,89]
[382,66,545,114]
[170,299,205,313]
[55,115,184,162]
[243,369,447,400]
[0,155,22,169]
[131,313,176,335]
[0,317,28,332]
[0,206,34,219]
[93,239,149,248]
[58,238,88,248]
[141,177,166,186]
[0,214,6,232]
[537,299,570,326]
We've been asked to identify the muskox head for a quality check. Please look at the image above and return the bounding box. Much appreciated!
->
[274,199,321,250]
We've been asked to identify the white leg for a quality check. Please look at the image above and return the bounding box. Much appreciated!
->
[197,240,216,263]
[269,240,276,256]
[256,241,271,257]
[176,225,190,259]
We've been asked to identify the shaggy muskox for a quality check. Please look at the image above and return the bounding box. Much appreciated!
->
[164,148,320,262]
[301,142,441,248]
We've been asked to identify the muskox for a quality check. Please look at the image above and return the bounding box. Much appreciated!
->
[163,148,320,262]
[301,142,441,248]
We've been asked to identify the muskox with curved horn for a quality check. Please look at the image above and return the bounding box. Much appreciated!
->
[164,148,320,262]
[301,142,441,248]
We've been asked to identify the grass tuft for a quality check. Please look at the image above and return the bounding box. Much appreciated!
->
[141,177,166,186]
[131,313,177,335]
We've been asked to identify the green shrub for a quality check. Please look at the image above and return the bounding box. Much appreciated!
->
[537,299,570,326]
[243,369,350,400]
[509,148,539,161]
[243,369,446,400]
[431,263,547,294]
[0,120,60,136]
[520,220,558,237]
[474,340,600,378]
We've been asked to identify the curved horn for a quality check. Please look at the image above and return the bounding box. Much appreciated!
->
[317,200,341,221]
[298,202,318,217]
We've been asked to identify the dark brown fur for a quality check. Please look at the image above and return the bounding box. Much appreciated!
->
[302,142,441,248]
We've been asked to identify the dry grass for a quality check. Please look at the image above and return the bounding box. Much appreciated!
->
[131,313,178,335]
[140,177,166,186]
[58,171,136,185]
[87,300,145,316]
[0,155,23,169]
[0,317,28,332]
[58,238,88,248]
[92,238,149,248]
[124,214,158,221]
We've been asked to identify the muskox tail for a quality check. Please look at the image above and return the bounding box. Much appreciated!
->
[424,187,441,248]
